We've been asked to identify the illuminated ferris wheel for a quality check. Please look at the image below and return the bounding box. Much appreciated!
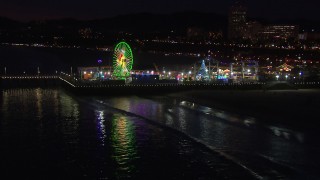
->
[113,42,133,79]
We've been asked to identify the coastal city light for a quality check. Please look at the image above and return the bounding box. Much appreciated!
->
[1,0,320,179]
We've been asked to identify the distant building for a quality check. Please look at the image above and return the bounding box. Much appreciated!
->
[228,1,298,41]
[78,66,112,80]
[187,27,223,40]
[228,1,248,40]
[299,32,320,41]
[244,21,262,40]
[187,27,207,40]
[276,63,294,72]
[259,25,299,40]
[208,31,223,40]
[79,28,93,39]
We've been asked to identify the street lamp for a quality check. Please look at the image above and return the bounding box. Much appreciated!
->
[98,59,102,80]
[188,71,192,81]
[299,72,302,81]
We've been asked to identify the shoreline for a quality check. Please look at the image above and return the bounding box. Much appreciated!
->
[167,89,320,132]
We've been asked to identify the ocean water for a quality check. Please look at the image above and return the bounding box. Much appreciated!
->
[0,88,254,179]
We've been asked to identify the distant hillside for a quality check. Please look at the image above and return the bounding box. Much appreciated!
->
[85,12,228,34]
[0,17,21,29]
[0,12,227,34]
[1,12,320,34]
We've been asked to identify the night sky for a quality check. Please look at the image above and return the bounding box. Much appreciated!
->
[0,0,319,22]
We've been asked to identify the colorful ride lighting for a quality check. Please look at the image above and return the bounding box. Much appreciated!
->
[113,42,133,79]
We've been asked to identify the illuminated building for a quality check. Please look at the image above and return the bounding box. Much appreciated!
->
[259,25,299,40]
[78,66,112,80]
[228,2,298,41]
[187,27,207,40]
[276,63,294,72]
[299,32,320,41]
[78,28,93,39]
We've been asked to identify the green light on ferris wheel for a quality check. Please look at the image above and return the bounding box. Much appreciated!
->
[113,42,134,79]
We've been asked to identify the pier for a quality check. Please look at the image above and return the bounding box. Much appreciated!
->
[1,74,320,95]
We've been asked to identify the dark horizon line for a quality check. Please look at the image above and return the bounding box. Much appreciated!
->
[2,11,222,23]
[1,10,320,24]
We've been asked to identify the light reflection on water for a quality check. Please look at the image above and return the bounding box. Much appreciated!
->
[111,114,137,177]
[96,110,106,146]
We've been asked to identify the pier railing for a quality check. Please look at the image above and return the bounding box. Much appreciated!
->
[1,75,320,95]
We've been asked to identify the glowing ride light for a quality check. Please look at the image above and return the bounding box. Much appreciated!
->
[113,42,133,79]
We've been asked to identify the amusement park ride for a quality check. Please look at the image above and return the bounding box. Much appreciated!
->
[112,42,134,79]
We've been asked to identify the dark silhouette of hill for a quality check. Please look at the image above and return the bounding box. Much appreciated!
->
[2,12,320,34]
[86,12,227,34]
[1,12,227,34]
[0,17,21,29]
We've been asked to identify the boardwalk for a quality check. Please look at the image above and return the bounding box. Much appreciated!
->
[1,75,319,95]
